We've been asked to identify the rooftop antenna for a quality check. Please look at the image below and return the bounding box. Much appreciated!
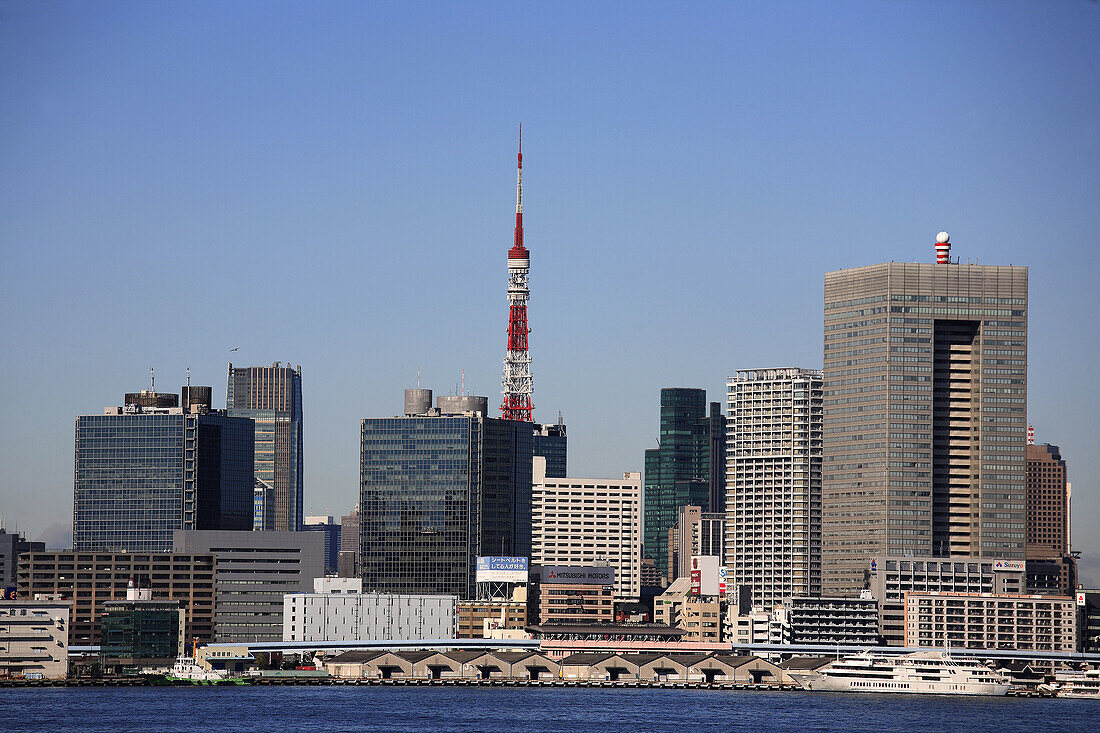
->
[461,370,465,395]
[150,367,155,393]
[186,367,191,388]
[417,366,421,389]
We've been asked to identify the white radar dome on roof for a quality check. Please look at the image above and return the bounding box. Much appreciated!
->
[936,231,950,244]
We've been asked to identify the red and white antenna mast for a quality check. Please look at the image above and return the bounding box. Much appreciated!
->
[501,126,533,421]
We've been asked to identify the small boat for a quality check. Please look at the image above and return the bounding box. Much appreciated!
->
[165,657,231,684]
[788,650,1010,696]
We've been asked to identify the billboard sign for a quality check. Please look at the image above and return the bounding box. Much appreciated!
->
[0,587,17,600]
[718,566,728,597]
[540,565,614,586]
[691,556,720,596]
[1078,592,1087,607]
[993,560,1025,572]
[476,557,529,583]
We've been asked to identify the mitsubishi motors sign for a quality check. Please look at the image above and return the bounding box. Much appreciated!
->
[540,565,614,586]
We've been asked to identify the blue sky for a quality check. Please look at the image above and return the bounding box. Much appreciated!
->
[1,1,1097,582]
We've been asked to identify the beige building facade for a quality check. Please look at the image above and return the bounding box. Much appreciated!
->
[823,260,1028,595]
[904,591,1076,651]
[0,600,69,679]
[532,458,642,600]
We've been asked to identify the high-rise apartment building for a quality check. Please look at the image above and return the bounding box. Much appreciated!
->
[359,389,533,598]
[73,390,254,553]
[531,457,642,601]
[644,388,714,583]
[226,362,304,531]
[822,238,1027,595]
[726,368,823,608]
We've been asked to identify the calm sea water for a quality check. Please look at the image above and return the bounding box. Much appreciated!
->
[2,686,1095,732]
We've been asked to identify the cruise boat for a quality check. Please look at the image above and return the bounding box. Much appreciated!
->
[1051,669,1100,699]
[789,650,1010,696]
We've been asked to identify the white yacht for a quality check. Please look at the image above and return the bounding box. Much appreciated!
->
[789,650,1010,696]
[1050,669,1100,699]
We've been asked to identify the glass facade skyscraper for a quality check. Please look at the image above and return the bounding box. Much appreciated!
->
[73,404,254,553]
[643,387,714,583]
[533,421,567,479]
[359,391,533,598]
[226,363,304,531]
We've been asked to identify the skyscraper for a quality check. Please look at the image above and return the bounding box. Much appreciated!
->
[532,420,567,479]
[643,388,713,583]
[1025,440,1075,595]
[226,362,304,531]
[821,234,1027,595]
[73,390,254,553]
[359,389,533,598]
[726,368,823,608]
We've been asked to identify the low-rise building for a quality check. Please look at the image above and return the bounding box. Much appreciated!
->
[456,599,527,639]
[1078,589,1100,652]
[16,551,215,645]
[283,578,456,642]
[905,591,1077,651]
[654,578,722,642]
[0,600,69,679]
[100,596,185,670]
[775,596,879,646]
[531,565,615,625]
[867,555,1025,645]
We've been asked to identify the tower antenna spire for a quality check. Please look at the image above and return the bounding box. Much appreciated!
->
[501,127,533,421]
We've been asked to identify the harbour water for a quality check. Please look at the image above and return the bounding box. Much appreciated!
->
[2,686,1095,732]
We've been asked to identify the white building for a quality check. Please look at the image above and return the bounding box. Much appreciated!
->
[0,600,69,679]
[283,578,456,642]
[531,457,642,601]
[725,368,823,609]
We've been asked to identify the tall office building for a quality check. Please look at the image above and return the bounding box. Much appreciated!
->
[707,402,727,515]
[1025,441,1076,595]
[1,529,45,587]
[666,505,724,583]
[73,390,254,553]
[359,389,533,598]
[303,515,342,575]
[726,368,823,608]
[1026,442,1068,557]
[226,362,304,531]
[531,457,642,601]
[643,388,714,583]
[822,235,1027,595]
[533,421,567,479]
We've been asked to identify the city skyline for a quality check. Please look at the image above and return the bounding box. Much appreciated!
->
[1,3,1097,585]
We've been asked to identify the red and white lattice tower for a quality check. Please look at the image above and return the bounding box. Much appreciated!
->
[501,128,533,421]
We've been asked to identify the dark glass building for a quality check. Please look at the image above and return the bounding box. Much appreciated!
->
[72,392,254,553]
[303,515,342,574]
[359,389,533,598]
[643,388,714,583]
[100,598,184,664]
[533,421,568,479]
[226,362,304,531]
